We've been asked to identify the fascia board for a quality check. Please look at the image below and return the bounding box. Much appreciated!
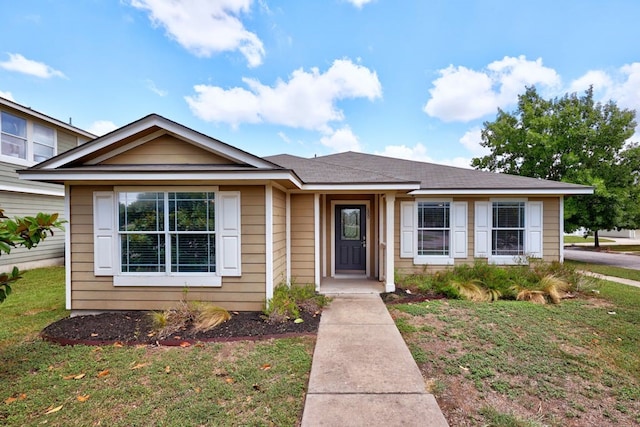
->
[408,188,594,196]
[301,183,420,191]
[18,170,303,188]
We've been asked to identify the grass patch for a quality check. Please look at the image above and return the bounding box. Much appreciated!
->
[390,270,640,426]
[0,267,314,426]
[566,260,640,282]
[563,235,614,244]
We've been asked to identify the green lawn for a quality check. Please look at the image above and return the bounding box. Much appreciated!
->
[563,235,614,244]
[565,260,640,282]
[390,275,640,426]
[0,267,314,427]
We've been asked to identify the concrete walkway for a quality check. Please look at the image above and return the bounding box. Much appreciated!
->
[301,294,449,427]
[579,270,640,289]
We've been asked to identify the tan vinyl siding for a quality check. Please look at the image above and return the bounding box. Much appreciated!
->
[57,130,78,153]
[393,196,561,276]
[272,187,286,285]
[102,134,237,165]
[0,192,65,267]
[290,193,315,285]
[0,161,65,194]
[69,184,267,312]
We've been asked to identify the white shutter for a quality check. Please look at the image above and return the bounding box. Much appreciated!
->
[452,202,468,258]
[474,201,491,258]
[218,191,242,276]
[527,201,543,258]
[400,201,414,258]
[93,191,116,276]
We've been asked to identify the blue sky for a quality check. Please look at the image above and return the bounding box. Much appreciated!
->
[2,0,640,167]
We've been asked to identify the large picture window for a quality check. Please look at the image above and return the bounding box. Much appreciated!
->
[491,201,525,256]
[119,191,216,274]
[417,202,450,256]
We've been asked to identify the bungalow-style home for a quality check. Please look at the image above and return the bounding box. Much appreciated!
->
[19,114,593,314]
[1,96,95,270]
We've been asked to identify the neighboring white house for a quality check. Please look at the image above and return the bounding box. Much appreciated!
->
[1,96,95,270]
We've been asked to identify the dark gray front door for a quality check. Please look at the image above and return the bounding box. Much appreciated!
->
[335,205,366,271]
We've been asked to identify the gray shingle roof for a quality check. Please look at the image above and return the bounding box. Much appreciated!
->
[265,151,590,191]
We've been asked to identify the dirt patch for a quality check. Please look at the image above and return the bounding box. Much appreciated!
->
[41,310,321,346]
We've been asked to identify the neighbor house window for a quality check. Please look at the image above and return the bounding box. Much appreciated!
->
[0,111,56,163]
[1,112,27,159]
[119,191,216,274]
[492,201,525,256]
[417,201,450,256]
[33,123,55,162]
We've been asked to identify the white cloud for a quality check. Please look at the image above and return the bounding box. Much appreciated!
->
[424,56,560,122]
[185,58,382,131]
[320,126,361,152]
[345,0,375,8]
[144,79,168,96]
[608,63,640,112]
[88,120,118,136]
[0,90,14,101]
[376,142,472,169]
[0,53,66,79]
[130,0,265,67]
[459,127,490,155]
[569,70,612,94]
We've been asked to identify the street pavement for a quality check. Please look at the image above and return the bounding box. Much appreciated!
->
[564,246,640,270]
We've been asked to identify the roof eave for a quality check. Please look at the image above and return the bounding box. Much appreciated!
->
[18,169,303,189]
[408,188,594,196]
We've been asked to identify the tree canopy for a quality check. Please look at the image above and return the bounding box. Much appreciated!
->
[472,86,640,246]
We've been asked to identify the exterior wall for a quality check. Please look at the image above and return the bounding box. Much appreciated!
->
[272,187,287,286]
[394,196,562,276]
[69,184,267,312]
[102,135,236,165]
[0,192,65,268]
[58,130,79,153]
[290,193,315,285]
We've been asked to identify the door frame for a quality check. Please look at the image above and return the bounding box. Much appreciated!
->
[330,200,370,278]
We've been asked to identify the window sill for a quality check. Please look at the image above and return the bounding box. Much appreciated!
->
[414,256,454,266]
[114,274,222,287]
[488,256,528,266]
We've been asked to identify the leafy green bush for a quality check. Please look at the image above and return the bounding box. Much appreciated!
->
[264,282,330,323]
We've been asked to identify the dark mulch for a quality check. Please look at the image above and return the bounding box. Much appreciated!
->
[41,310,321,346]
[380,287,446,304]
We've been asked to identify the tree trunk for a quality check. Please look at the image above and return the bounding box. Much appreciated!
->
[594,230,600,248]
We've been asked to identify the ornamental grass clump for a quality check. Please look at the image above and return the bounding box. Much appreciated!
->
[150,301,231,338]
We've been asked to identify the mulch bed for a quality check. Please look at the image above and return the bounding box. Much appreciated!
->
[41,310,321,346]
[380,287,446,304]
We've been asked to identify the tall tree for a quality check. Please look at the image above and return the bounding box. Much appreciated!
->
[472,86,639,247]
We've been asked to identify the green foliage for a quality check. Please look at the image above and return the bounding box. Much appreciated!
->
[396,261,580,304]
[0,208,65,303]
[264,282,330,323]
[472,86,640,246]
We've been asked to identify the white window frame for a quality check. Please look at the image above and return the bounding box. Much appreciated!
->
[399,198,467,265]
[0,110,57,166]
[475,198,543,265]
[94,187,241,287]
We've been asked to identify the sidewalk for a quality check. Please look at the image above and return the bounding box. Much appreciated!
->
[301,294,449,427]
[579,270,640,289]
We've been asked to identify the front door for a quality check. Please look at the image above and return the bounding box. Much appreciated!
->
[335,205,366,272]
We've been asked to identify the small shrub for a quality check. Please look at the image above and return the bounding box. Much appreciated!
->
[193,303,231,332]
[450,279,487,302]
[264,282,329,323]
[149,301,231,338]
